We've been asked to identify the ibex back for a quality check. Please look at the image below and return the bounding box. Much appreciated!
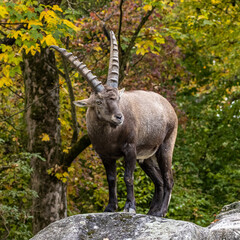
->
[51,30,178,217]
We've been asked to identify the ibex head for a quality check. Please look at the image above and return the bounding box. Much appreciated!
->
[74,86,125,126]
[50,31,125,126]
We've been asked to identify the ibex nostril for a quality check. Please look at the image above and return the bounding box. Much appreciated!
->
[115,114,122,120]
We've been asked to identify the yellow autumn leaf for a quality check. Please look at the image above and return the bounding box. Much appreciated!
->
[58,117,67,126]
[40,10,58,25]
[47,168,54,175]
[52,5,63,12]
[2,66,10,78]
[154,35,165,44]
[151,50,160,55]
[68,166,75,172]
[94,45,102,52]
[22,33,31,41]
[28,20,43,29]
[198,15,207,20]
[1,45,12,52]
[55,173,62,179]
[0,53,9,62]
[41,35,57,46]
[14,4,28,13]
[24,45,40,55]
[211,0,221,3]
[45,10,58,25]
[135,43,146,55]
[143,4,152,12]
[135,40,154,55]
[74,72,79,78]
[62,19,78,31]
[62,178,68,183]
[0,77,13,88]
[63,172,69,177]
[12,30,22,39]
[0,6,8,18]
[136,48,147,55]
[41,133,50,142]
[18,44,38,55]
[0,53,6,62]
[39,11,47,21]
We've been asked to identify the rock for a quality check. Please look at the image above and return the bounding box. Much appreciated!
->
[208,202,240,240]
[31,202,240,240]
[30,213,208,240]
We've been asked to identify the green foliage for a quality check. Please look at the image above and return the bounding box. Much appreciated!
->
[65,0,240,228]
[0,0,239,237]
[67,148,108,215]
[117,161,154,214]
[0,0,79,88]
[0,146,45,239]
[169,81,240,226]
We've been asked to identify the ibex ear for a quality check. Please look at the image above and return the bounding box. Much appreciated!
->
[73,99,91,108]
[119,88,125,98]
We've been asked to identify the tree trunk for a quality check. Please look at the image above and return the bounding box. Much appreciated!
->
[22,48,67,234]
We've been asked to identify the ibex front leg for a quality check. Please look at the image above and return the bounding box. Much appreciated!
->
[102,159,118,212]
[122,143,137,213]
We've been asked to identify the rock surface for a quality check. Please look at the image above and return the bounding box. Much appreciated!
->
[31,202,240,240]
[208,202,240,240]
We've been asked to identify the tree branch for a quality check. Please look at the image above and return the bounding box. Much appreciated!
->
[0,29,7,37]
[61,56,79,145]
[132,53,147,68]
[61,134,91,168]
[7,86,24,99]
[118,0,124,60]
[0,213,10,239]
[0,83,61,123]
[119,6,156,84]
[0,23,28,53]
[0,165,16,173]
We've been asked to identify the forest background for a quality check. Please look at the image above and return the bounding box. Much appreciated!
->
[0,0,239,239]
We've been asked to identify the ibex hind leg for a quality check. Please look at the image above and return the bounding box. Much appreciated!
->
[138,155,164,216]
[122,143,137,213]
[155,127,177,217]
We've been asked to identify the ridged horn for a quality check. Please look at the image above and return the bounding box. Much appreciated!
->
[106,31,119,88]
[50,45,104,93]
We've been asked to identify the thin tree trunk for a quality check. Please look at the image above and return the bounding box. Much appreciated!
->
[22,47,67,234]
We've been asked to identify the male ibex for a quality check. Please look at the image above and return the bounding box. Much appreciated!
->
[50,30,177,217]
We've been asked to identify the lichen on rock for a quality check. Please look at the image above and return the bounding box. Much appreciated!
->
[31,201,240,240]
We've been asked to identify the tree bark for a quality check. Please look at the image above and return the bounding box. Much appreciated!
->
[22,47,67,234]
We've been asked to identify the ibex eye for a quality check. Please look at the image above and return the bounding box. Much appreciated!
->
[96,100,102,105]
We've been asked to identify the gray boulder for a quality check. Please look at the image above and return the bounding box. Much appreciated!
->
[31,202,240,240]
[208,202,240,240]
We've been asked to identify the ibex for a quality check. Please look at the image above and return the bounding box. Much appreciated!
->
[50,30,178,217]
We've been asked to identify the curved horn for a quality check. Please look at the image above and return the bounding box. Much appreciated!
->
[106,31,119,88]
[50,45,104,93]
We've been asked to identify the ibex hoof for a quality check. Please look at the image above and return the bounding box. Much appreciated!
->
[148,210,166,217]
[128,208,136,213]
[104,203,118,212]
[123,201,136,213]
[123,208,136,214]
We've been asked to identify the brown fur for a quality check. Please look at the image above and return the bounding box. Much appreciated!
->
[52,31,177,216]
[74,86,178,216]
